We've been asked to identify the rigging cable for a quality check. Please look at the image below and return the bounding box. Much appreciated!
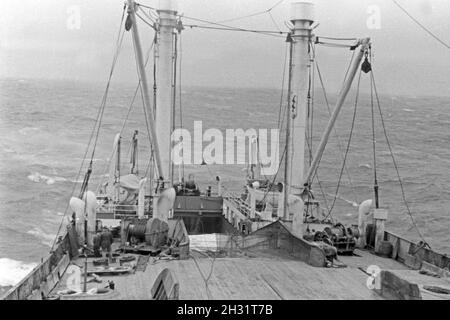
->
[391,0,449,50]
[50,5,127,252]
[135,10,157,31]
[182,24,286,38]
[96,37,156,193]
[190,253,214,299]
[136,3,286,37]
[277,43,289,129]
[89,19,127,166]
[138,5,157,25]
[237,38,290,206]
[178,13,286,37]
[304,126,330,214]
[325,69,362,220]
[315,41,357,49]
[257,40,289,186]
[189,233,237,299]
[218,0,285,24]
[369,48,379,209]
[312,50,359,204]
[267,10,282,33]
[370,68,430,247]
[316,36,358,41]
[304,41,315,217]
[131,36,156,169]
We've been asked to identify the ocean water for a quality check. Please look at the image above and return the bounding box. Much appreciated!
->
[1,77,450,291]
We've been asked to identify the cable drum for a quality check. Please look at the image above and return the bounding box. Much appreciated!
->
[128,219,148,241]
[128,218,169,247]
[145,218,169,247]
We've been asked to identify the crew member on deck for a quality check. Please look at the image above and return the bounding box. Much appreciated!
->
[93,232,102,257]
[185,174,197,190]
[184,174,200,195]
[100,227,113,262]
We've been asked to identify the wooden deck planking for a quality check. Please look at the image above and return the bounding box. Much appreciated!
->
[215,259,255,299]
[218,259,266,299]
[240,259,282,300]
[340,249,408,270]
[169,260,209,300]
[262,260,309,299]
[52,247,426,300]
[147,257,380,299]
[209,260,240,299]
[279,261,328,299]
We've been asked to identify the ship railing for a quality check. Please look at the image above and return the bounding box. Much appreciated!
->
[222,191,251,218]
[96,202,152,218]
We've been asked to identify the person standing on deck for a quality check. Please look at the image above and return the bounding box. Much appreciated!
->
[93,232,102,257]
[100,227,113,262]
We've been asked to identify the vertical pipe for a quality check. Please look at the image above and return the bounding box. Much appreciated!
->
[283,40,294,221]
[289,3,314,192]
[284,2,315,221]
[156,0,177,183]
[171,32,178,184]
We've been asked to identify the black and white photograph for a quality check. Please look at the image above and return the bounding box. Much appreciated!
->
[1,0,449,305]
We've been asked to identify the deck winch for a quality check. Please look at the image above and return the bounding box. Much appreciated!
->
[311,223,359,254]
[126,217,169,248]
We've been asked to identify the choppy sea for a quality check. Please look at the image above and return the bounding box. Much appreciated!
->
[1,77,449,293]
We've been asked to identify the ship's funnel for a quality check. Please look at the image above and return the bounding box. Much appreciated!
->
[291,2,315,23]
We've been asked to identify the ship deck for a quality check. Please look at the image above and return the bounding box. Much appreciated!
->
[51,248,446,300]
[5,218,449,300]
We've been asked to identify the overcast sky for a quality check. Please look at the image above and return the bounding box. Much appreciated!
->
[1,0,449,96]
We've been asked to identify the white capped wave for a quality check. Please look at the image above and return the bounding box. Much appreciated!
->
[0,258,37,287]
[18,127,41,135]
[325,193,359,207]
[27,172,67,185]
[41,209,65,217]
[27,227,56,247]
[73,157,105,162]
[2,147,15,153]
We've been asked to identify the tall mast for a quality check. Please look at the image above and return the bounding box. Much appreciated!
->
[155,0,178,185]
[127,0,164,179]
[284,2,315,220]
